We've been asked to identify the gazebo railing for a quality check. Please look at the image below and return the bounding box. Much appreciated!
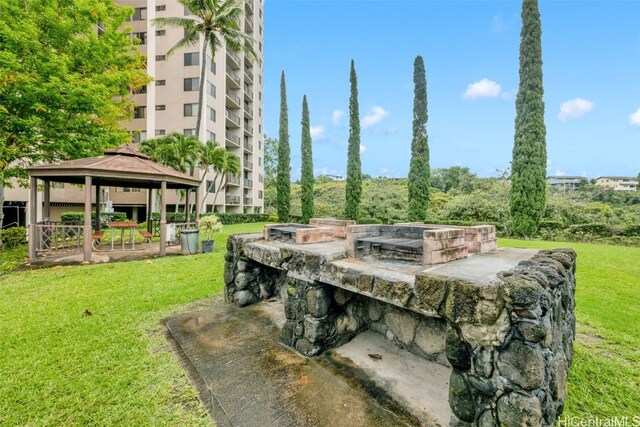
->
[35,223,84,252]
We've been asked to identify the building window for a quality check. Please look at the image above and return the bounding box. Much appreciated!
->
[258,108,262,117]
[133,106,146,119]
[207,57,216,74]
[258,124,262,133]
[183,103,199,117]
[259,25,262,36]
[259,42,262,52]
[156,5,166,11]
[184,52,199,66]
[130,7,147,21]
[258,140,262,150]
[208,107,216,122]
[155,105,166,111]
[183,129,196,136]
[183,77,199,91]
[155,55,166,61]
[207,131,216,142]
[258,157,262,166]
[133,85,147,94]
[155,79,166,86]
[258,190,263,200]
[156,30,166,36]
[132,32,147,45]
[258,91,262,101]
[131,131,147,143]
[207,81,216,98]
[155,129,165,136]
[206,181,216,193]
[122,187,141,193]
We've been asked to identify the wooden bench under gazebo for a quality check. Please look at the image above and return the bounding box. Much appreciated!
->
[26,146,201,262]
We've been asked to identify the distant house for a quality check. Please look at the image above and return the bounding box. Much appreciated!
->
[594,176,639,191]
[322,175,345,182]
[547,176,587,191]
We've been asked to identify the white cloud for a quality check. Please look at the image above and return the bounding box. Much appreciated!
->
[630,108,640,128]
[332,110,344,125]
[310,125,327,141]
[463,78,502,99]
[360,144,367,154]
[361,106,390,129]
[558,98,594,121]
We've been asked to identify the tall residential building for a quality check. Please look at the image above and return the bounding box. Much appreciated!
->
[2,0,264,227]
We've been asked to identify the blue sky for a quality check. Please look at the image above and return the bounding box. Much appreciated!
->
[262,0,640,179]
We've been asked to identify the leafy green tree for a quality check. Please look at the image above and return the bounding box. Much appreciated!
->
[344,60,362,221]
[300,96,314,223]
[0,0,149,231]
[407,55,430,222]
[431,166,478,194]
[510,0,547,237]
[277,71,291,222]
[154,0,254,138]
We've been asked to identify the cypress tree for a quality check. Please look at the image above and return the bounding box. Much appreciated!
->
[300,95,314,223]
[407,55,430,222]
[277,71,291,222]
[510,0,547,237]
[344,59,362,221]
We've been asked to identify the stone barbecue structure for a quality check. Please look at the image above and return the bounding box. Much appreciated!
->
[223,220,577,426]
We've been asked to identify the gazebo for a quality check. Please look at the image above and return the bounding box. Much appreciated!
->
[26,146,201,262]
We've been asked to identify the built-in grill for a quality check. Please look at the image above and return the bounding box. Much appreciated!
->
[356,236,424,262]
[267,224,314,243]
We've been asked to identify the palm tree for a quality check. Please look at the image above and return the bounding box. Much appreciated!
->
[210,151,241,209]
[154,0,256,138]
[140,132,201,213]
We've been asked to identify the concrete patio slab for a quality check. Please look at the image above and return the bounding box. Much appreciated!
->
[165,297,445,427]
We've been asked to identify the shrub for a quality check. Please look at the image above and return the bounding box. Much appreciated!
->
[198,215,223,240]
[0,227,27,247]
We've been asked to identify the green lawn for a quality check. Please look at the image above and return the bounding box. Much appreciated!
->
[0,229,637,423]
[0,223,265,426]
[501,239,640,417]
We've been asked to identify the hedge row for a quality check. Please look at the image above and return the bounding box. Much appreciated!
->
[150,212,271,225]
[60,212,127,224]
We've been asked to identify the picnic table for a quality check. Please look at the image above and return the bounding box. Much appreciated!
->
[108,221,139,251]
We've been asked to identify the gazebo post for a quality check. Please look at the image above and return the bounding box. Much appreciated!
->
[146,188,153,233]
[185,189,191,226]
[43,180,51,223]
[95,185,101,231]
[28,177,38,261]
[194,186,200,226]
[160,180,167,256]
[83,176,92,262]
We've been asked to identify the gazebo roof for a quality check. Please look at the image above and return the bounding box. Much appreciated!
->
[27,145,200,189]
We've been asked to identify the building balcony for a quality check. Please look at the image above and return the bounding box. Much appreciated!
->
[225,109,241,128]
[244,123,253,136]
[244,179,253,188]
[245,0,253,15]
[227,50,241,70]
[244,106,253,119]
[227,174,241,186]
[244,87,253,101]
[244,67,254,83]
[225,66,241,89]
[226,195,240,205]
[245,16,254,34]
[244,140,253,152]
[244,160,253,170]
[225,130,241,148]
[244,197,253,205]
[226,88,241,109]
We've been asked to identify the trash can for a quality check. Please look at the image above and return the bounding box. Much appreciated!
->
[180,229,199,255]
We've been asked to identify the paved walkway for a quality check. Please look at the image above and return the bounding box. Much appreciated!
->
[165,297,429,427]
